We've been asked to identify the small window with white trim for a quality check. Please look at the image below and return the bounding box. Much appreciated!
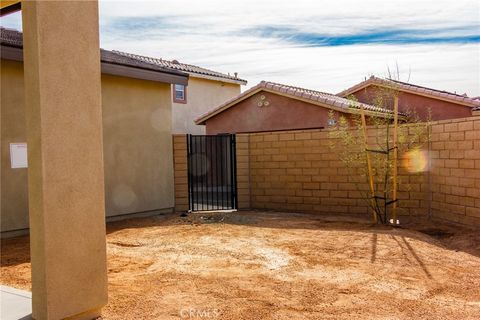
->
[173,84,187,103]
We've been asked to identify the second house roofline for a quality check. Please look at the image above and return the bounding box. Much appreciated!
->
[195,80,406,125]
[338,75,480,108]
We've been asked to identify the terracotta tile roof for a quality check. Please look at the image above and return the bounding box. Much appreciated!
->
[338,75,480,107]
[0,28,188,78]
[112,50,247,85]
[100,49,186,76]
[0,27,22,48]
[195,81,404,125]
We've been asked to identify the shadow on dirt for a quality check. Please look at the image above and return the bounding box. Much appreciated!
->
[2,210,479,268]
[105,209,480,259]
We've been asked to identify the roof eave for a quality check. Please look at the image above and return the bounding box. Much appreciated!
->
[0,1,21,17]
[0,44,189,85]
[188,73,247,85]
[101,62,188,85]
[0,44,22,61]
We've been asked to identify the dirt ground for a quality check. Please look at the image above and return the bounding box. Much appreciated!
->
[2,211,480,320]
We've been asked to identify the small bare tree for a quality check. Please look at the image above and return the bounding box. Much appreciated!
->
[329,73,430,224]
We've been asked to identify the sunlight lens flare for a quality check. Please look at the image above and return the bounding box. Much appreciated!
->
[403,148,428,173]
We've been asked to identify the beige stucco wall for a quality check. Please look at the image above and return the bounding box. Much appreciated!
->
[1,59,29,233]
[1,60,174,233]
[172,77,241,134]
[102,74,174,216]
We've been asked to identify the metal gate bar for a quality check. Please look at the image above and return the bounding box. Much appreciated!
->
[187,134,237,211]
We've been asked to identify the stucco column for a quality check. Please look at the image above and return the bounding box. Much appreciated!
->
[22,1,108,319]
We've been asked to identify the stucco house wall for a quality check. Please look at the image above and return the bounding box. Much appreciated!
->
[1,60,175,233]
[172,77,241,134]
[351,85,473,121]
[102,75,174,217]
[204,91,354,134]
[197,81,398,135]
[1,59,29,232]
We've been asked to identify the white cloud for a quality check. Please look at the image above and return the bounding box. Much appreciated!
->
[2,0,479,95]
[97,0,480,95]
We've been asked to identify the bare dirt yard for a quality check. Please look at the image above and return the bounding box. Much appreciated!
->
[2,211,480,319]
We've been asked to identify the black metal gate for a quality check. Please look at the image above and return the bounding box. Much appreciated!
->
[187,134,237,211]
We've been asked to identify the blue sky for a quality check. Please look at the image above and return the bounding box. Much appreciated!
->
[2,0,479,95]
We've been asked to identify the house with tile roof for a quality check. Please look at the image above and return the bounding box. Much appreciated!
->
[338,76,480,121]
[114,51,247,134]
[195,81,404,134]
[0,27,243,235]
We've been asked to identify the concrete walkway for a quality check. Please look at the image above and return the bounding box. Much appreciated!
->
[1,285,32,320]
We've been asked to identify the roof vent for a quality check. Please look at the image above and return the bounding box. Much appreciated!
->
[172,59,180,64]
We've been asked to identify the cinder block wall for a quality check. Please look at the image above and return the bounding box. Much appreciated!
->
[247,129,427,217]
[236,134,251,209]
[173,116,480,226]
[245,116,480,226]
[429,117,480,225]
[173,135,189,212]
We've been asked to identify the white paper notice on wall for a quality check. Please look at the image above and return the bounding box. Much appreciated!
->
[10,143,28,169]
